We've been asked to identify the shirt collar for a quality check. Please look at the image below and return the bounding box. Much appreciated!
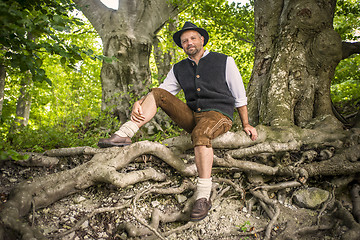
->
[188,50,210,61]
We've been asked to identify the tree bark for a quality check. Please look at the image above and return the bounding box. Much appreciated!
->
[342,41,360,59]
[153,21,177,81]
[73,0,179,122]
[153,37,172,81]
[0,64,5,121]
[248,0,343,128]
[14,72,32,127]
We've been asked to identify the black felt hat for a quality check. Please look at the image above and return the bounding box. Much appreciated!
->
[173,21,209,48]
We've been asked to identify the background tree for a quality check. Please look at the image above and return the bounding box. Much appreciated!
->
[247,0,360,128]
[0,0,103,154]
[0,64,5,120]
[72,0,181,123]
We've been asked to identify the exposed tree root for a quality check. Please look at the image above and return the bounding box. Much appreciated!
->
[332,201,360,240]
[48,202,131,238]
[228,140,301,158]
[249,189,280,240]
[16,153,59,167]
[0,126,360,239]
[0,141,192,239]
[350,181,360,223]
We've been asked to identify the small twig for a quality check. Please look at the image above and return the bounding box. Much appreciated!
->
[31,199,36,226]
[214,177,246,199]
[250,189,280,240]
[131,181,172,240]
[259,200,274,219]
[246,197,257,215]
[217,186,231,199]
[132,213,166,240]
[296,224,334,235]
[253,181,301,192]
[317,186,335,225]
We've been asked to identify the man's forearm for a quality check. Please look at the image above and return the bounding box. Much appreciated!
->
[237,105,250,127]
[237,105,258,140]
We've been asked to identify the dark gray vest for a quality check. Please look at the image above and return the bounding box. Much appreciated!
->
[173,52,235,120]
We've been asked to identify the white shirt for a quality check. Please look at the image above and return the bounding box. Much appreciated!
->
[158,50,247,108]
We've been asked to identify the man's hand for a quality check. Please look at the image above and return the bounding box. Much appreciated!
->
[243,124,257,141]
[236,106,258,141]
[131,100,145,123]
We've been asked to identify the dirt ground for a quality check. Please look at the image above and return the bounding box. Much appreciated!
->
[0,153,354,240]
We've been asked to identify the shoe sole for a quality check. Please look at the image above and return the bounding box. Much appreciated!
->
[97,142,131,148]
[190,214,208,222]
[190,205,212,222]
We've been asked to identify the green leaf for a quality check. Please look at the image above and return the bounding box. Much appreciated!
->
[35,58,43,67]
[60,56,66,65]
[73,54,83,60]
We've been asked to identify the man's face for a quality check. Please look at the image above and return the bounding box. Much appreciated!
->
[180,30,204,57]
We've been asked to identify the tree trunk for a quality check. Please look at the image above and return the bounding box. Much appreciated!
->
[248,0,343,128]
[153,21,177,81]
[74,0,179,122]
[0,64,5,121]
[14,72,32,127]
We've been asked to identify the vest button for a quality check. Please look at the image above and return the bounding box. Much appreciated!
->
[197,88,201,91]
[197,108,201,111]
[196,75,200,78]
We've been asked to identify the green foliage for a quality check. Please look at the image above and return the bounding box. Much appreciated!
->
[0,11,104,153]
[0,0,97,84]
[331,80,360,110]
[160,0,255,86]
[236,220,251,232]
[0,150,28,161]
[1,113,120,152]
[334,0,360,41]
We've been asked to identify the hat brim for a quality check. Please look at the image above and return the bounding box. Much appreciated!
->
[173,28,209,48]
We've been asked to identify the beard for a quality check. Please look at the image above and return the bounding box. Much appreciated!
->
[184,45,200,57]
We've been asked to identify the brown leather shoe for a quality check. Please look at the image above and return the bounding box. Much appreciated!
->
[190,198,212,221]
[98,134,132,148]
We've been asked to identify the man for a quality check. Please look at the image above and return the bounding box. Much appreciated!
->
[98,21,258,221]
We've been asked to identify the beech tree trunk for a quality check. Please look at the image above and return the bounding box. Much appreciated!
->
[153,21,177,81]
[14,72,32,127]
[74,0,179,122]
[0,64,5,121]
[247,0,359,128]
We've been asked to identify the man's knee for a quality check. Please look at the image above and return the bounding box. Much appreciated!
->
[150,88,170,107]
[191,129,212,148]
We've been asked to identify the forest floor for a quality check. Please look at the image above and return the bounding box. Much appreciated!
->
[0,150,353,240]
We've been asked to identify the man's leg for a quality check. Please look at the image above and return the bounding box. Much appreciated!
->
[190,111,232,221]
[194,146,213,179]
[98,88,195,147]
[98,92,158,148]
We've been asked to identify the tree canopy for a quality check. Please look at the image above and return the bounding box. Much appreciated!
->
[0,0,98,84]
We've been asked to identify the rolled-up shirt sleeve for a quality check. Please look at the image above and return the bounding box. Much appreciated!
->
[158,67,181,95]
[226,57,247,107]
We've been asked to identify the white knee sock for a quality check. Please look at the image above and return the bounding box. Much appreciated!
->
[114,121,139,138]
[195,177,212,200]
